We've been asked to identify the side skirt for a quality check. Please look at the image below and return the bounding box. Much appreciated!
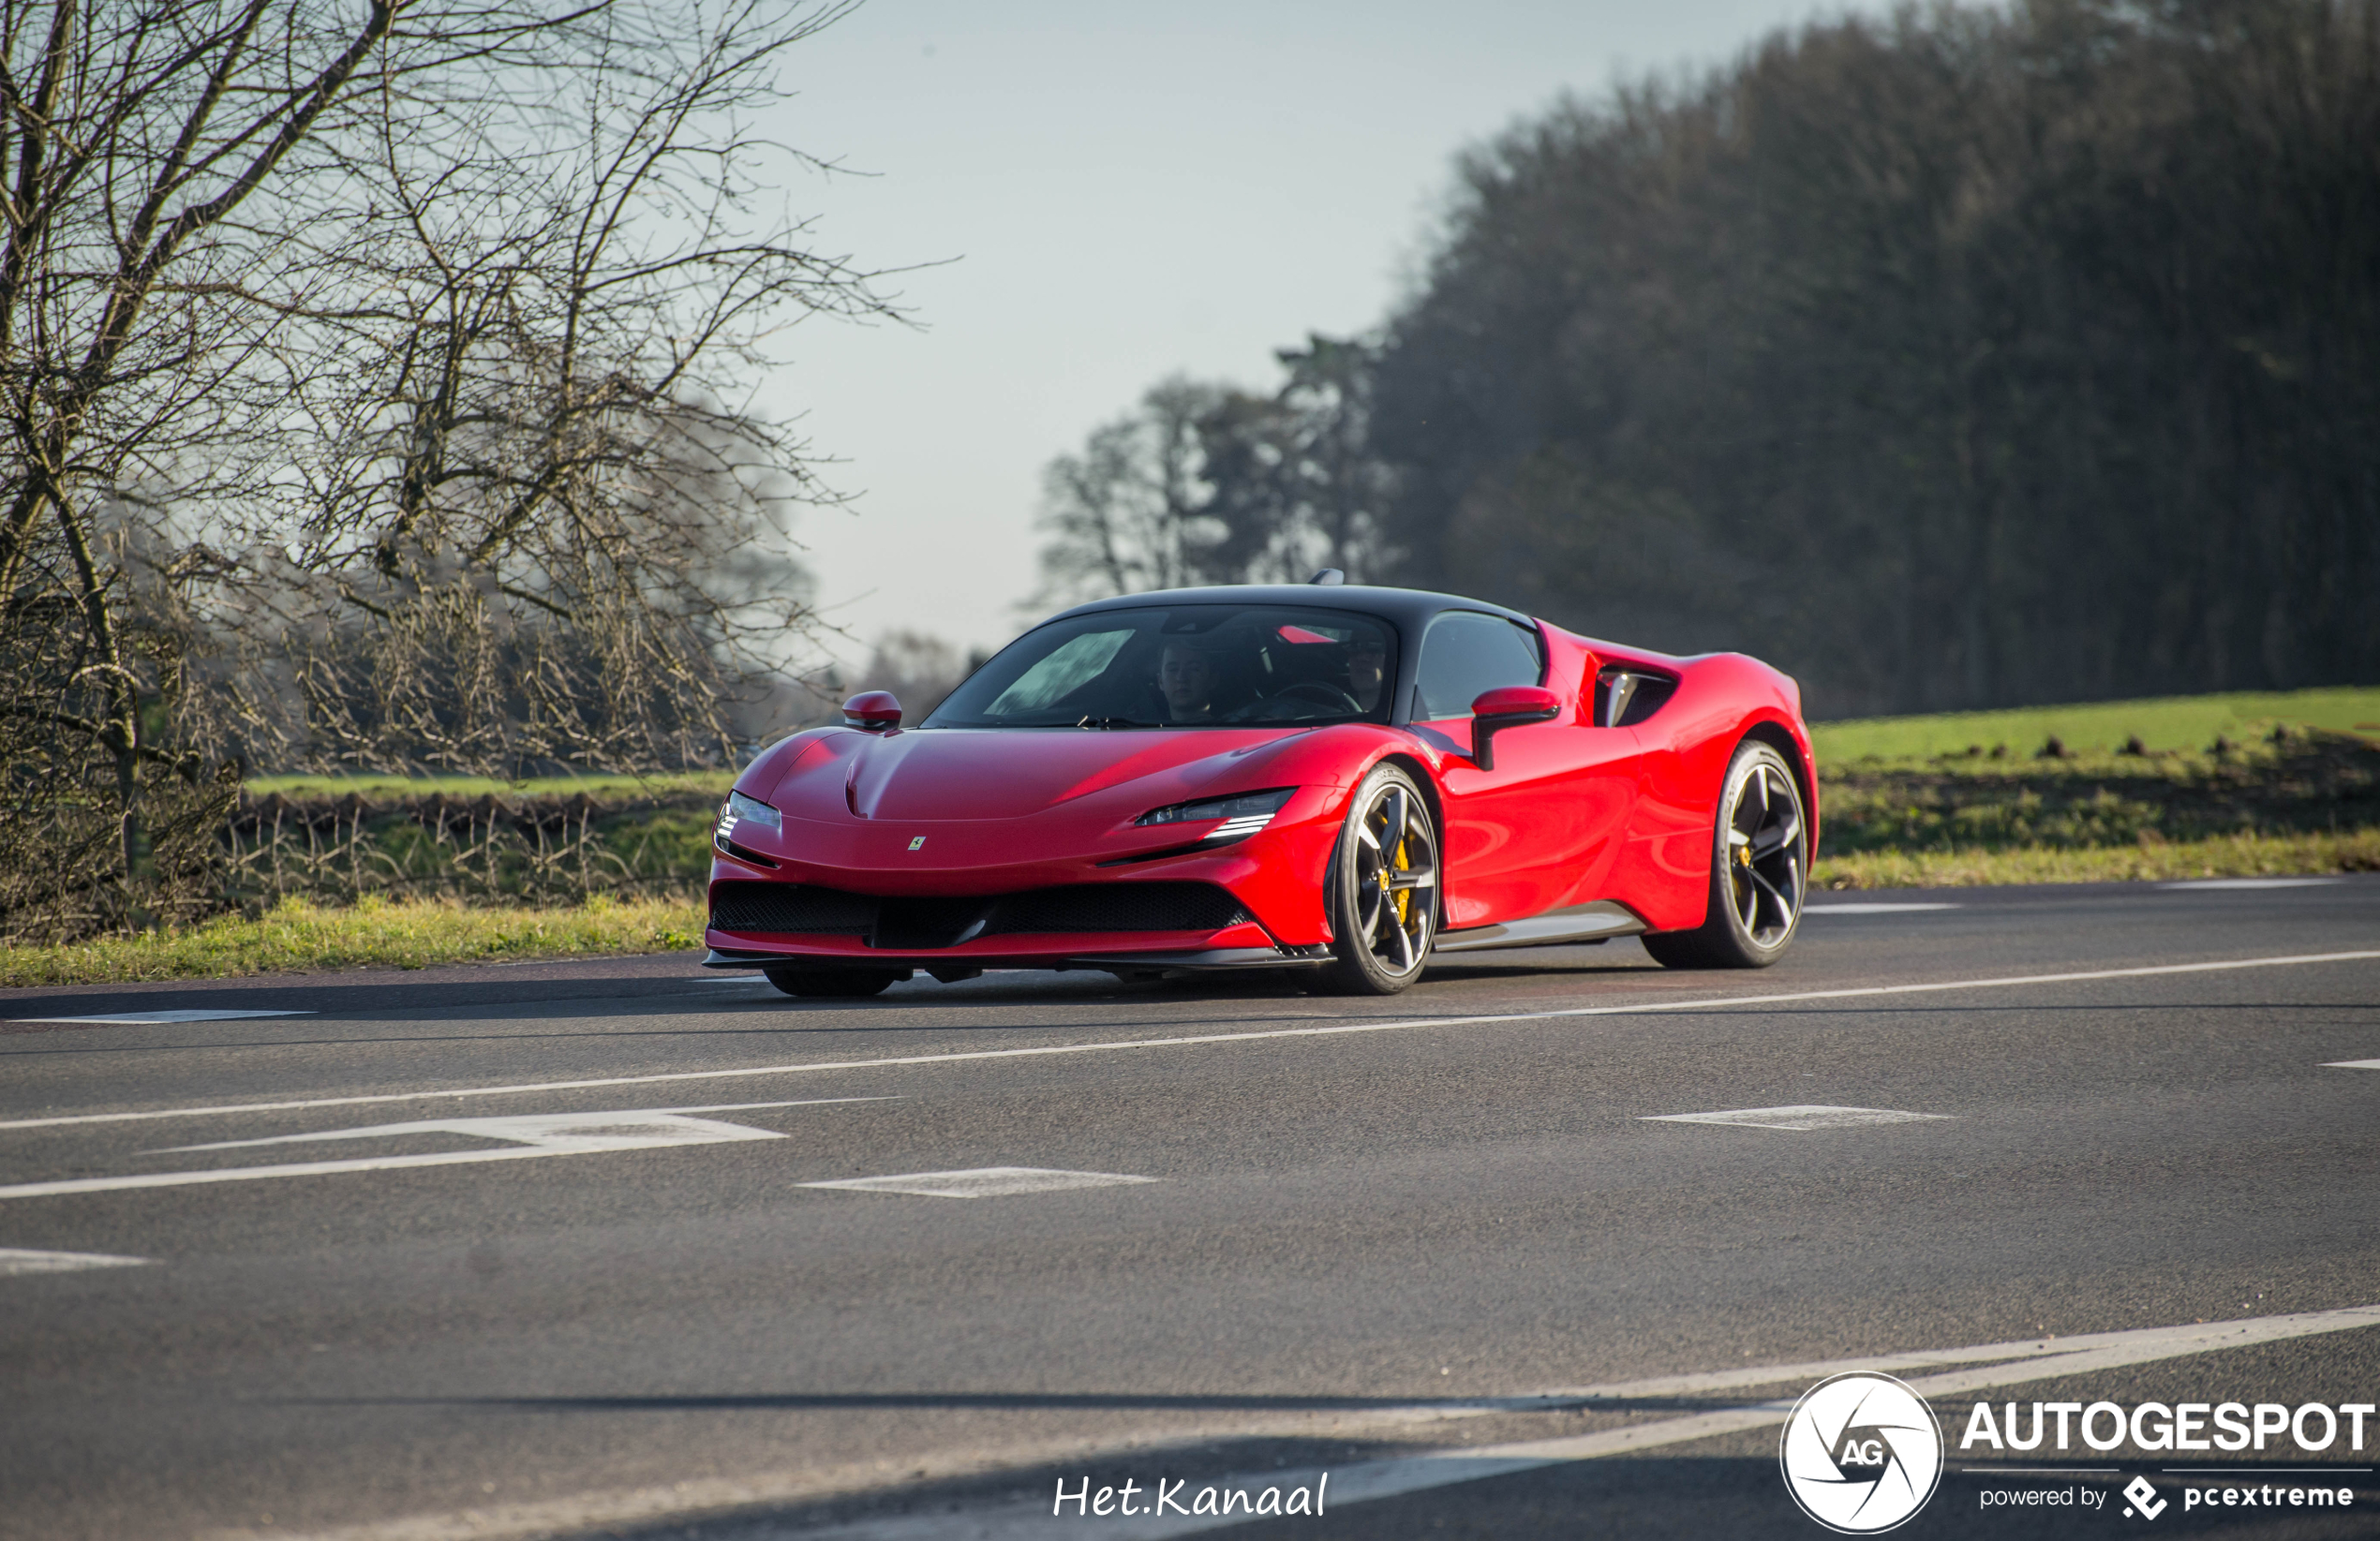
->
[1067,946,1333,971]
[1431,899,1646,956]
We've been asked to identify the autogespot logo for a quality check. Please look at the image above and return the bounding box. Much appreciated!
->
[1780,1372,1946,1534]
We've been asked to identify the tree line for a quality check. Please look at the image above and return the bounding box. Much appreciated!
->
[1037,0,2379,720]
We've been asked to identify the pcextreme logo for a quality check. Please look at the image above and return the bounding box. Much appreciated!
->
[1780,1372,1945,1534]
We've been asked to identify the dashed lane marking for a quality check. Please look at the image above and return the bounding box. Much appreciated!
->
[2328,1059,2380,1070]
[2161,879,2343,890]
[7,1008,314,1025]
[0,1247,150,1275]
[802,1167,1158,1199]
[3,949,2373,1134]
[0,1099,888,1202]
[1644,1104,1952,1132]
[1803,903,1959,914]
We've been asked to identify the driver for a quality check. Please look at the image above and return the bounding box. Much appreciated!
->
[1346,639,1388,713]
[1157,639,1221,722]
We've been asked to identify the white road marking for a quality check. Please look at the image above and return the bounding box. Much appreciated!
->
[781,1305,2380,1541]
[2328,1059,2380,1070]
[1644,1104,1951,1132]
[0,1247,151,1275]
[4,949,2373,1134]
[7,1008,314,1025]
[2161,879,2343,890]
[1803,903,1960,914]
[802,1166,1157,1199]
[264,1305,2380,1541]
[0,1099,885,1202]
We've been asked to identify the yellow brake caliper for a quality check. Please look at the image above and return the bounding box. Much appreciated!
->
[1391,832,1411,926]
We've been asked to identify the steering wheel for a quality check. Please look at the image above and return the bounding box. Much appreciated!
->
[1227,680,1363,721]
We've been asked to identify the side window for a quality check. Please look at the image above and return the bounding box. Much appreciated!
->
[1413,613,1543,719]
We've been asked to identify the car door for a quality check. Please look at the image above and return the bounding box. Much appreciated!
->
[1410,612,1641,928]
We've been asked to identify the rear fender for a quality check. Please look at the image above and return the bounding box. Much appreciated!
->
[1594,649,1810,933]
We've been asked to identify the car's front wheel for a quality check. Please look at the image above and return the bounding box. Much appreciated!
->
[1641,739,1807,970]
[1320,763,1439,995]
[763,965,903,999]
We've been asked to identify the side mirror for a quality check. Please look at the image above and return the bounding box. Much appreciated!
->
[1469,685,1560,771]
[842,690,901,732]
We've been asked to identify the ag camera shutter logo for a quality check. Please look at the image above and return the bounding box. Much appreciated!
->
[1779,1371,1945,1534]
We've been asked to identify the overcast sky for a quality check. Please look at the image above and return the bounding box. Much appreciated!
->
[752,0,1866,671]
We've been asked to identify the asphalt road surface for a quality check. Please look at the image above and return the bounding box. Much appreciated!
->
[3,878,2377,1541]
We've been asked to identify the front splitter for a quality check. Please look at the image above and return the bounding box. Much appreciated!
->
[702,945,1331,972]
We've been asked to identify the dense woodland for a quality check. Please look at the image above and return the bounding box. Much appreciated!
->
[1038,0,2380,719]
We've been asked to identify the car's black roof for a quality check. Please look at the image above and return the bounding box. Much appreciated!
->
[1045,584,1532,634]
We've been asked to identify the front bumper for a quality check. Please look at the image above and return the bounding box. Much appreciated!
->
[705,789,1347,956]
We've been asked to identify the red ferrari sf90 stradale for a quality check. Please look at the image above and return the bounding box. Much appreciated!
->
[704,578,1816,997]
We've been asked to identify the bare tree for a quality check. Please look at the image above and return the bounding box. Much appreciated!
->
[1030,344,1404,607]
[1198,334,1400,584]
[1030,376,1226,605]
[246,0,884,777]
[850,628,983,719]
[0,0,893,940]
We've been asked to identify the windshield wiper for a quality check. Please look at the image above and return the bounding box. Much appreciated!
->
[1076,715,1160,730]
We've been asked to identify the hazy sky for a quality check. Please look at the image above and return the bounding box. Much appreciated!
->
[754,0,1861,670]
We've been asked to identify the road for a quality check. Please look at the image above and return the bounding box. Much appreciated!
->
[2,877,2376,1540]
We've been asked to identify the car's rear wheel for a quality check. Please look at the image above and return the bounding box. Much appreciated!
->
[1320,764,1439,995]
[1641,740,1807,970]
[763,965,903,998]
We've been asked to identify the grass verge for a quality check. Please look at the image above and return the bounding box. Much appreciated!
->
[1808,684,2380,760]
[1811,829,2380,890]
[0,895,705,989]
[243,769,736,800]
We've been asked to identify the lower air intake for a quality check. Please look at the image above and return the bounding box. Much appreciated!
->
[707,883,875,935]
[989,883,1247,935]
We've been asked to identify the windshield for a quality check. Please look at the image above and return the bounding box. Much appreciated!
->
[924,605,1400,729]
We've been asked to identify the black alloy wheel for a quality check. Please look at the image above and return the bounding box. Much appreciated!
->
[1642,740,1807,970]
[763,965,903,999]
[1321,763,1439,995]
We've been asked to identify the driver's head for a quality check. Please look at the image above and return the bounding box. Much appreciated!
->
[1158,640,1217,719]
[1347,641,1387,710]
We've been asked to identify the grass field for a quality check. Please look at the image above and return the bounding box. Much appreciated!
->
[1810,829,2378,890]
[1808,685,2380,761]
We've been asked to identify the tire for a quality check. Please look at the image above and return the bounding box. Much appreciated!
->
[1640,739,1807,970]
[1318,763,1439,995]
[763,965,903,999]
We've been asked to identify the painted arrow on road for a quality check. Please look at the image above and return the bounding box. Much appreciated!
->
[0,1100,885,1200]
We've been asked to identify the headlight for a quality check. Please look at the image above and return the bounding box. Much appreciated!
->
[1135,787,1295,840]
[721,789,781,835]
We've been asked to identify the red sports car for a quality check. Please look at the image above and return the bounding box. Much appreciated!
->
[705,579,1815,997]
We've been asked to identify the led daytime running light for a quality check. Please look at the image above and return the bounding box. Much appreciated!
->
[1135,787,1295,838]
[721,789,781,835]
